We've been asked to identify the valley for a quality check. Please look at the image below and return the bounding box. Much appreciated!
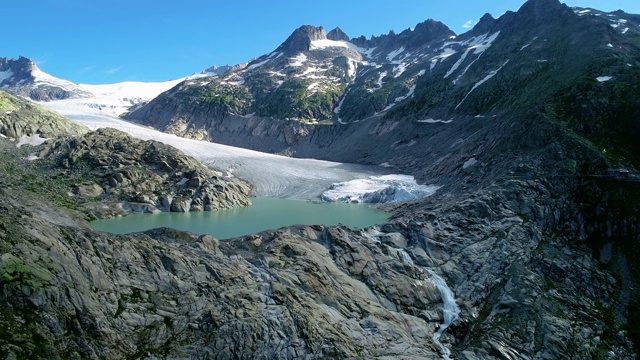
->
[1,0,640,358]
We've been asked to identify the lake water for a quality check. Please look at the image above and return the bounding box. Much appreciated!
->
[90,197,389,239]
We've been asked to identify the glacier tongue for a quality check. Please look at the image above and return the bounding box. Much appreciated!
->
[321,174,439,203]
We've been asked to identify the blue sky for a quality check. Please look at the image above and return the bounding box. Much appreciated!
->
[2,0,638,84]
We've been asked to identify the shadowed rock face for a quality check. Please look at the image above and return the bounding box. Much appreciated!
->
[327,27,350,42]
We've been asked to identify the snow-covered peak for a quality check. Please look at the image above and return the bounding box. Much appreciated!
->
[1,56,92,101]
[31,66,87,93]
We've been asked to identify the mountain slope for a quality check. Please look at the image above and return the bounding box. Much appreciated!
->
[0,90,89,139]
[124,20,455,137]
[124,0,640,174]
[0,56,93,101]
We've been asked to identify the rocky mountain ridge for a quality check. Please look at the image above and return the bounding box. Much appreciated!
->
[0,57,93,101]
[123,0,640,175]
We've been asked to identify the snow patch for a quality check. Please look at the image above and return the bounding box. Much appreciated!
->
[462,157,477,169]
[447,32,501,83]
[387,47,406,62]
[417,119,453,124]
[393,63,408,78]
[26,153,39,161]
[382,85,416,112]
[456,59,510,109]
[176,177,189,186]
[607,43,614,48]
[321,174,439,203]
[622,28,629,34]
[289,53,308,67]
[0,70,14,83]
[468,31,500,55]
[347,59,358,79]
[520,36,538,50]
[397,249,414,265]
[16,134,49,148]
[597,76,612,82]
[224,79,245,86]
[368,71,388,92]
[430,48,457,70]
[310,39,366,53]
[360,47,377,58]
[307,82,320,91]
[246,59,270,70]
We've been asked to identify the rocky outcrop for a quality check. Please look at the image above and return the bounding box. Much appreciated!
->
[276,25,327,53]
[0,90,89,139]
[327,27,350,41]
[39,127,251,218]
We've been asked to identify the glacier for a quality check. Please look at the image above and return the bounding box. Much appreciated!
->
[320,174,440,204]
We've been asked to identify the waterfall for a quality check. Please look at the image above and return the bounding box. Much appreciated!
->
[427,269,460,359]
[392,246,461,359]
[397,249,414,265]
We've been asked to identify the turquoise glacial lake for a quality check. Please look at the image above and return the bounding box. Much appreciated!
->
[90,197,389,239]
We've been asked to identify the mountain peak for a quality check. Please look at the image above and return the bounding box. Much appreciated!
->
[0,56,38,83]
[410,19,455,45]
[327,27,350,41]
[517,0,571,19]
[0,55,91,101]
[471,13,497,33]
[276,25,327,53]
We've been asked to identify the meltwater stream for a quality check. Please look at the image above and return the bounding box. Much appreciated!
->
[427,269,461,359]
[394,247,460,359]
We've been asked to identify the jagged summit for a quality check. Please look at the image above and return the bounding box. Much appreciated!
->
[200,64,232,77]
[327,27,349,41]
[1,56,38,84]
[276,25,327,53]
[406,19,455,48]
[0,56,92,101]
[516,0,573,20]
[470,13,497,34]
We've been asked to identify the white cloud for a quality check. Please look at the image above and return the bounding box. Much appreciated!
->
[105,66,122,75]
[462,20,475,29]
